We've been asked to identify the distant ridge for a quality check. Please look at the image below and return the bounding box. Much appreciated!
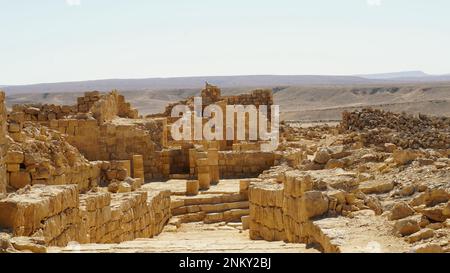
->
[3,72,450,95]
[357,71,430,79]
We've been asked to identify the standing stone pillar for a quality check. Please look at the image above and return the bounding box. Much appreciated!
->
[208,148,219,185]
[132,155,144,179]
[197,158,210,190]
[189,148,196,177]
[186,180,199,196]
[161,150,170,177]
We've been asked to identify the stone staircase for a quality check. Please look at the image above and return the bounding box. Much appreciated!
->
[169,193,249,226]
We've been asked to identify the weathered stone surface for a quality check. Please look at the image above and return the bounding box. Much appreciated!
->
[393,218,420,237]
[389,202,415,221]
[359,180,394,194]
[421,205,447,222]
[412,243,443,253]
[393,150,419,165]
[314,148,331,164]
[406,228,434,243]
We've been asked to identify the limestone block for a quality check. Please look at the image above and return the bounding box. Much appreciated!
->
[132,155,145,179]
[198,173,210,190]
[186,180,199,196]
[0,185,79,236]
[9,171,31,189]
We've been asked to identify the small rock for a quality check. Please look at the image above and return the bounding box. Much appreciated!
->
[394,218,420,237]
[9,237,46,253]
[412,243,443,253]
[314,148,331,164]
[406,228,435,243]
[359,180,394,194]
[384,143,397,153]
[361,153,378,162]
[365,196,383,215]
[400,185,415,197]
[325,159,345,169]
[422,205,447,222]
[389,202,415,221]
[117,182,132,193]
[393,149,419,165]
[426,223,443,230]
[107,182,119,193]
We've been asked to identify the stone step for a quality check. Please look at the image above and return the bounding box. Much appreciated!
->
[204,209,250,224]
[172,209,250,225]
[171,193,248,210]
[172,201,249,216]
[169,174,191,180]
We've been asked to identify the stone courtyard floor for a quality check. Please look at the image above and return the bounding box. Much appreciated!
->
[48,222,319,253]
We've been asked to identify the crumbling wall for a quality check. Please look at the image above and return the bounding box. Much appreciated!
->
[10,91,139,124]
[4,119,103,192]
[0,91,9,195]
[90,91,139,124]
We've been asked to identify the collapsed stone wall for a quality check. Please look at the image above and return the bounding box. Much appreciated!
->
[0,184,171,247]
[0,91,7,195]
[4,120,103,192]
[342,108,450,149]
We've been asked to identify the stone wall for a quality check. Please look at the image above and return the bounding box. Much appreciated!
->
[78,190,170,244]
[0,185,80,244]
[55,119,167,180]
[0,184,171,247]
[248,168,380,252]
[0,91,7,195]
[225,89,273,109]
[219,151,275,178]
[248,181,286,241]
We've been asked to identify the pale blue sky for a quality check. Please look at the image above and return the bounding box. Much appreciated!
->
[1,0,449,85]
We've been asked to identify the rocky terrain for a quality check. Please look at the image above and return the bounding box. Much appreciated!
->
[0,85,449,253]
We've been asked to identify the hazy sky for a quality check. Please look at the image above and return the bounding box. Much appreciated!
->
[1,0,449,85]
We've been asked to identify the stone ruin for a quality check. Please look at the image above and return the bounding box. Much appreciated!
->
[0,86,449,253]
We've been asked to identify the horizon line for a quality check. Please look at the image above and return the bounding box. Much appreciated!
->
[2,70,449,87]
